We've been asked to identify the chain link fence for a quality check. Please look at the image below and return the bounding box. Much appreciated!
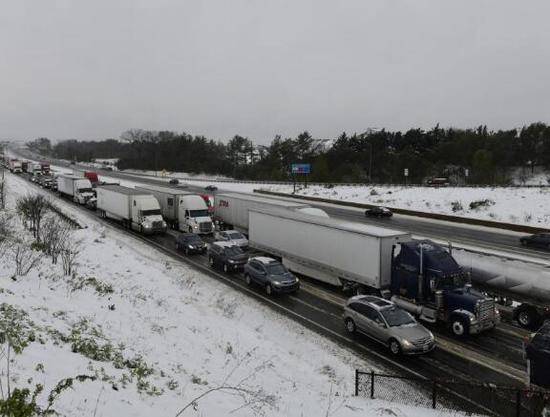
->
[355,370,550,417]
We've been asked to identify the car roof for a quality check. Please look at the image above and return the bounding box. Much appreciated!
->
[212,241,238,248]
[348,295,394,310]
[251,256,278,264]
[179,233,200,238]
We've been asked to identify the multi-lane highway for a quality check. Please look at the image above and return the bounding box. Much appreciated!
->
[8,168,536,416]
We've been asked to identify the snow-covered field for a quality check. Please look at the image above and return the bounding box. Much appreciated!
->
[264,184,550,228]
[0,173,472,416]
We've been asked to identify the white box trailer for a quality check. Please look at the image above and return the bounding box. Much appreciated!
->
[135,184,213,234]
[96,185,167,234]
[214,193,323,233]
[57,175,94,204]
[248,207,411,288]
[8,159,22,173]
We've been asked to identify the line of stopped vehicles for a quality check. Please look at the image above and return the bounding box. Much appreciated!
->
[5,158,550,362]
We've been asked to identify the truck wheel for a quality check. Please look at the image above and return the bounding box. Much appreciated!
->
[451,317,469,337]
[388,339,401,355]
[265,284,272,295]
[245,274,252,286]
[516,306,540,329]
[345,318,356,334]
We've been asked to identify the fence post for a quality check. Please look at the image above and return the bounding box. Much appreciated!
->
[370,370,375,399]
[354,370,359,396]
[516,389,521,417]
[432,381,437,409]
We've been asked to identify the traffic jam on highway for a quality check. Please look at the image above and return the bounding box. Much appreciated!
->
[4,155,550,389]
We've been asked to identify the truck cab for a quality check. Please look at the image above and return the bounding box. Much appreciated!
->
[131,195,167,234]
[178,195,213,234]
[390,240,499,337]
[73,179,95,204]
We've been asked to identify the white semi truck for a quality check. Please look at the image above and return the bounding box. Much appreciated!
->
[214,192,328,233]
[96,185,167,234]
[8,159,22,173]
[57,175,95,204]
[135,184,213,234]
[249,207,499,336]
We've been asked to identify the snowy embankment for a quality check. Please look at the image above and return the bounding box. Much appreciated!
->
[263,184,550,228]
[0,173,469,416]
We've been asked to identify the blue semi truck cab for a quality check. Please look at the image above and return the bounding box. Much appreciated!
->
[389,240,500,337]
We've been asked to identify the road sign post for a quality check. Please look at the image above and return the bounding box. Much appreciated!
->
[291,163,311,190]
[404,168,409,186]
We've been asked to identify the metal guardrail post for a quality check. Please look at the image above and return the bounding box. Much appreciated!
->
[370,370,375,399]
[432,381,437,409]
[354,369,359,396]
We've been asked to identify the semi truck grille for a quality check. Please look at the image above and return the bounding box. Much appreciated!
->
[478,299,495,321]
[153,221,164,229]
[199,222,213,233]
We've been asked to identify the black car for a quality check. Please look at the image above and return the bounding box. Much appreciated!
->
[207,242,248,273]
[205,185,218,192]
[524,321,550,388]
[169,178,179,185]
[365,206,393,218]
[520,233,550,250]
[244,257,300,295]
[175,233,207,255]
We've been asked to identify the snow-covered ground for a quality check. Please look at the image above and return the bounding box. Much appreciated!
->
[0,173,472,416]
[263,184,550,228]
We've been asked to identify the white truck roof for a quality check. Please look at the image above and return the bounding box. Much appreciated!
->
[251,206,408,238]
[98,185,149,196]
[216,192,307,208]
[135,184,190,195]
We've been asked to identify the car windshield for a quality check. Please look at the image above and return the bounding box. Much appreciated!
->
[141,209,161,216]
[267,264,287,275]
[189,209,209,217]
[224,246,243,256]
[228,232,245,240]
[78,188,93,193]
[186,235,202,243]
[380,307,415,327]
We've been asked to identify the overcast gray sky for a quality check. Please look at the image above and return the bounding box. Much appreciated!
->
[1,0,549,143]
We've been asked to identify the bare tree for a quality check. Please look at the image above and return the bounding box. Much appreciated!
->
[42,216,72,264]
[16,194,50,242]
[0,213,12,253]
[60,237,81,276]
[10,240,42,276]
[0,164,6,210]
[174,348,277,416]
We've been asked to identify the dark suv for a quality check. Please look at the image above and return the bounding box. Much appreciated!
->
[207,242,248,273]
[520,233,550,250]
[244,257,300,295]
[175,233,207,255]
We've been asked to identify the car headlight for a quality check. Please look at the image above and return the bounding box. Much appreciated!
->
[295,277,300,283]
[228,259,235,264]
[272,280,281,286]
[188,245,194,249]
[144,224,151,228]
[402,339,413,348]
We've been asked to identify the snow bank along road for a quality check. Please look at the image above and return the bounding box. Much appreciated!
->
[8,170,536,417]
[3,172,478,417]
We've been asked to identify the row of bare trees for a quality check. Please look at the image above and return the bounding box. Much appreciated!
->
[0,192,81,277]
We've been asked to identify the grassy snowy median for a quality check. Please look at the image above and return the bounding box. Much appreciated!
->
[0,173,476,416]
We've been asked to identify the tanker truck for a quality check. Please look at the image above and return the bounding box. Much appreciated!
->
[249,207,499,337]
[452,248,550,329]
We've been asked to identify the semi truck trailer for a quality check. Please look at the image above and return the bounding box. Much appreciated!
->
[96,185,167,234]
[214,193,327,233]
[57,175,95,204]
[135,185,213,234]
[453,248,550,329]
[249,207,499,337]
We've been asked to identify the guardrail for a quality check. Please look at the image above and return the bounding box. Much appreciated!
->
[254,189,550,234]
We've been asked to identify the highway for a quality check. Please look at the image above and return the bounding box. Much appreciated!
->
[11,146,550,262]
[8,167,540,417]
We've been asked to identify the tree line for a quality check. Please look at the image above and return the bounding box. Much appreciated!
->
[27,122,550,184]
